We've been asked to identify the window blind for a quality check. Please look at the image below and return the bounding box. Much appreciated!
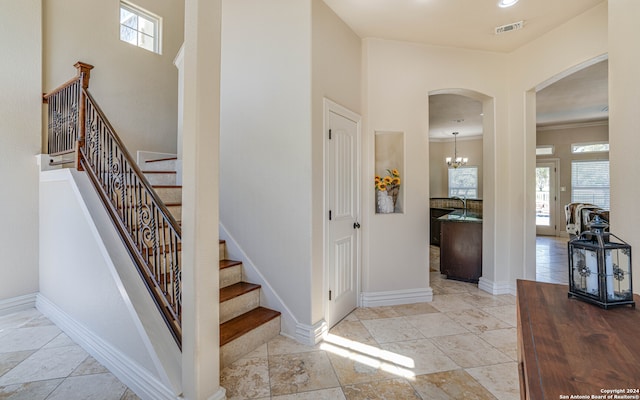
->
[571,160,610,209]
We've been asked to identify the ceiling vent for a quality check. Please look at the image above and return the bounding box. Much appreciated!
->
[495,20,524,35]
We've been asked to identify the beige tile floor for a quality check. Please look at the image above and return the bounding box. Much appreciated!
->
[0,239,569,399]
[220,271,520,400]
[0,308,140,400]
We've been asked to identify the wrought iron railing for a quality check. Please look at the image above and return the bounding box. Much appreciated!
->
[44,62,183,346]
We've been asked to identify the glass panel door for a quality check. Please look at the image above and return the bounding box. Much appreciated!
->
[536,161,557,236]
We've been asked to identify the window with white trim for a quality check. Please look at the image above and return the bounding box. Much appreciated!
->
[536,145,554,156]
[571,142,609,154]
[448,166,478,199]
[120,1,161,54]
[571,160,610,209]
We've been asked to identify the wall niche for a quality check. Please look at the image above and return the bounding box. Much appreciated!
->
[375,131,404,214]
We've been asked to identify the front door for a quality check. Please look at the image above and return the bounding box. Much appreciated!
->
[326,100,360,328]
[536,161,558,236]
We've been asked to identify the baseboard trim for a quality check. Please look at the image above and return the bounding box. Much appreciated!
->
[295,319,328,346]
[478,277,516,296]
[36,294,178,400]
[207,388,227,400]
[360,287,433,307]
[0,293,37,316]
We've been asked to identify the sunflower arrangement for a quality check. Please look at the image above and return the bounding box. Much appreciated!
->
[375,169,401,192]
[375,169,401,213]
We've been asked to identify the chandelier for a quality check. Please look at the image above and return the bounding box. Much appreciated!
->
[446,132,468,169]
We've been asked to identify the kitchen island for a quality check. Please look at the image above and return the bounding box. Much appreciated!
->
[438,210,482,282]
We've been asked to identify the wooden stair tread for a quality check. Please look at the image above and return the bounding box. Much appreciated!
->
[164,202,181,207]
[220,307,281,346]
[219,240,225,244]
[153,185,182,189]
[146,157,178,163]
[142,170,177,174]
[220,282,260,303]
[220,259,242,269]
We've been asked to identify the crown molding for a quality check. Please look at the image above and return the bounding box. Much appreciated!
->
[537,119,608,131]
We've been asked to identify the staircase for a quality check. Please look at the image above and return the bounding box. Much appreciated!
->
[142,156,281,367]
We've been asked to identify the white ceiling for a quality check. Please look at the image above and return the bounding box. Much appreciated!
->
[322,0,604,53]
[320,0,608,138]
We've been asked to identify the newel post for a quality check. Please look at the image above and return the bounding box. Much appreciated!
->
[74,61,94,171]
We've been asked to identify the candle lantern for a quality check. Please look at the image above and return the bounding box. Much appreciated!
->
[568,216,635,309]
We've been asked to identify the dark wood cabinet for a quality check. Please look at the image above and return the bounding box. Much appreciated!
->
[439,218,482,282]
[517,280,640,400]
[430,208,453,246]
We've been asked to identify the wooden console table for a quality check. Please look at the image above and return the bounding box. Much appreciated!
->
[517,280,640,400]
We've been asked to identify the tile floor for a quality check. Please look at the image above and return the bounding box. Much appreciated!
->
[0,308,139,400]
[1,273,519,400]
[220,271,520,400]
[535,235,569,284]
[1,237,568,400]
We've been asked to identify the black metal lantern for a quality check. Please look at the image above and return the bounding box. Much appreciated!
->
[568,216,635,309]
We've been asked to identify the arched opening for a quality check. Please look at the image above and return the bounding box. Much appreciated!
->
[428,88,497,292]
[525,55,609,283]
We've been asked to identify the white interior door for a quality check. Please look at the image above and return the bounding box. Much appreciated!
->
[326,101,360,328]
[536,160,558,236]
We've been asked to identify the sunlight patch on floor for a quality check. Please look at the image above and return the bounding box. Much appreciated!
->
[320,333,416,379]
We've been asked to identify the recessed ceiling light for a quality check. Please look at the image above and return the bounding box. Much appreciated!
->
[498,0,519,8]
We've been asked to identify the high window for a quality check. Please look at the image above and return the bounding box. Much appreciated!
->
[571,142,609,154]
[536,145,554,156]
[448,167,478,199]
[120,1,161,54]
[571,160,610,209]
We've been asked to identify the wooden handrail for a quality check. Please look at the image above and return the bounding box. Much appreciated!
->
[43,63,94,164]
[43,62,182,347]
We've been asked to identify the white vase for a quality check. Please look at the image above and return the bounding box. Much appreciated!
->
[377,190,395,213]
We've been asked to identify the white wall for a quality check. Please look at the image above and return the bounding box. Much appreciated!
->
[508,2,608,282]
[609,0,640,293]
[220,0,313,326]
[311,0,361,327]
[0,0,41,305]
[220,0,361,334]
[43,0,184,155]
[39,170,181,399]
[362,38,509,296]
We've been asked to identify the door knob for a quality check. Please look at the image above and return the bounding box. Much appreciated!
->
[353,222,361,229]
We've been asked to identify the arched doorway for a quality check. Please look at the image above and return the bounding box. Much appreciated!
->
[525,54,609,283]
[428,88,497,292]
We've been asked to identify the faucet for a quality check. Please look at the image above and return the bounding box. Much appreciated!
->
[451,196,467,211]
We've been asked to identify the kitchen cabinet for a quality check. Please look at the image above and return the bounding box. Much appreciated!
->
[439,211,482,282]
[430,208,453,246]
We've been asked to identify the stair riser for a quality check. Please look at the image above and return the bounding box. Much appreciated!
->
[144,173,177,186]
[165,205,182,222]
[154,187,182,204]
[220,316,280,368]
[144,159,177,171]
[220,290,260,324]
[220,265,242,288]
[219,242,225,260]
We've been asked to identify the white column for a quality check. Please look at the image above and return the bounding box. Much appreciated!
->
[609,0,640,295]
[173,44,185,185]
[181,0,224,399]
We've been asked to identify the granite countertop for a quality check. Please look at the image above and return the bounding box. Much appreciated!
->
[437,209,483,223]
